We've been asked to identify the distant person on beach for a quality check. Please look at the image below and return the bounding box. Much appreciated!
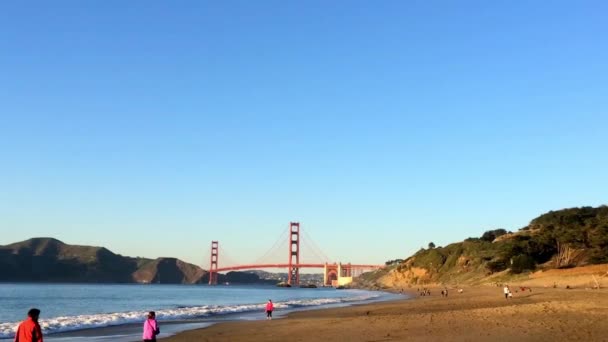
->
[503,285,510,299]
[14,308,43,342]
[266,299,274,320]
[142,311,160,342]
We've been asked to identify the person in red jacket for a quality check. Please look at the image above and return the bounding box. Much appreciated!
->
[14,308,43,342]
[265,299,274,320]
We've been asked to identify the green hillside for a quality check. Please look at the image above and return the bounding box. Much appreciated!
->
[0,238,142,282]
[360,206,608,286]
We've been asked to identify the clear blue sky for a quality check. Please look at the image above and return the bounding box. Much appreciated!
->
[1,1,606,266]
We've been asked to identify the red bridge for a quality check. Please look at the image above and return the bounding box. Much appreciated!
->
[207,222,383,286]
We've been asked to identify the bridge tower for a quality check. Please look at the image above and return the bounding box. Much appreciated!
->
[209,241,219,285]
[287,222,300,285]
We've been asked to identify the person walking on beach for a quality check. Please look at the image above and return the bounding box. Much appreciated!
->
[142,311,160,342]
[503,285,510,299]
[265,299,274,320]
[14,308,43,342]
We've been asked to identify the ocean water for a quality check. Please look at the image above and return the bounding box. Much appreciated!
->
[0,283,403,341]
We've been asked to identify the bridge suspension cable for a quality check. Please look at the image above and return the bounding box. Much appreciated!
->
[218,245,240,268]
[253,226,289,265]
[302,229,332,263]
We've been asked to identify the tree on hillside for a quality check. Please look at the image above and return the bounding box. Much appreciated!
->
[385,258,404,266]
[481,229,508,242]
[428,242,436,249]
[510,254,536,274]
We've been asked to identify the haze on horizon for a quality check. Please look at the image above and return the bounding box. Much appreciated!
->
[0,1,606,267]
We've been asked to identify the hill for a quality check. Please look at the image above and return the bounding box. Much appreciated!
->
[245,270,323,284]
[0,238,271,284]
[0,238,140,282]
[357,206,608,288]
[132,257,206,284]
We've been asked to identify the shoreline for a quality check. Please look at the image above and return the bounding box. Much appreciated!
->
[2,288,403,341]
[161,286,608,341]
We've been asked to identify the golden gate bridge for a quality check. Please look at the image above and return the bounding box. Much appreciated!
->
[206,222,383,286]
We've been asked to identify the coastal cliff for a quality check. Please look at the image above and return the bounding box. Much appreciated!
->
[357,205,608,288]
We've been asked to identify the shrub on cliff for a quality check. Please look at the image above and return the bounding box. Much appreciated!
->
[510,254,536,274]
[480,229,508,242]
[486,260,508,273]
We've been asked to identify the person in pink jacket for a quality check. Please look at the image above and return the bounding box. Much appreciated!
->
[142,311,159,342]
[265,299,274,320]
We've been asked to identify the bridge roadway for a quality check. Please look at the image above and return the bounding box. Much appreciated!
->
[215,263,382,272]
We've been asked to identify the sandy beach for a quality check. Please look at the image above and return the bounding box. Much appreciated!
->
[162,286,608,342]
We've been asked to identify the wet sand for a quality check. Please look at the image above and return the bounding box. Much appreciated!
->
[162,286,608,341]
